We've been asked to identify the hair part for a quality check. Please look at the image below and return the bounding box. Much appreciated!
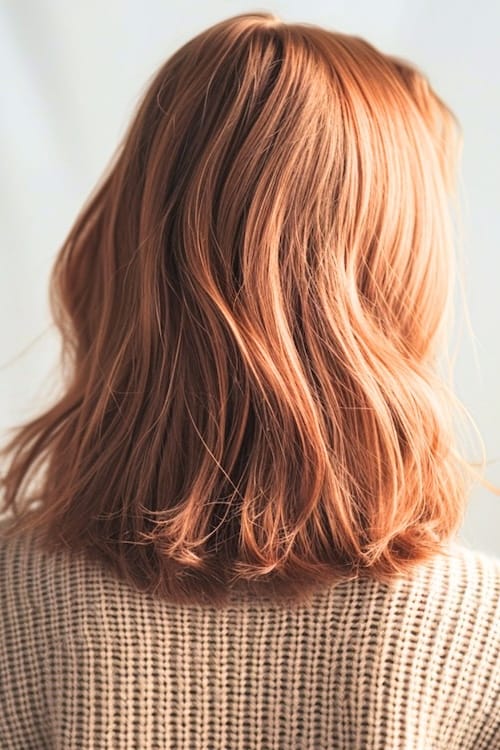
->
[0,11,489,609]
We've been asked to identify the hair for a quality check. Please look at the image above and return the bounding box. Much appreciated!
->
[0,10,492,609]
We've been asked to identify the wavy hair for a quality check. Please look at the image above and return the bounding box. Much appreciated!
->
[0,11,490,608]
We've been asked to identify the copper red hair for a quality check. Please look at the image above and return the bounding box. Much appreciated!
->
[0,12,492,608]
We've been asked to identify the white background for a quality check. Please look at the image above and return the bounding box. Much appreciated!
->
[1,1,499,555]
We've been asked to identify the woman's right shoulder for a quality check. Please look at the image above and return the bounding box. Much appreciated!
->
[388,538,500,622]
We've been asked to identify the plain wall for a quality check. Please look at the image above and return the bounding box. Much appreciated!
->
[1,0,499,555]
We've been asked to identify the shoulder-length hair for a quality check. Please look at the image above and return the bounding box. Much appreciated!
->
[0,12,489,608]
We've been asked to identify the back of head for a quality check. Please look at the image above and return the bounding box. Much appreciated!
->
[0,12,474,608]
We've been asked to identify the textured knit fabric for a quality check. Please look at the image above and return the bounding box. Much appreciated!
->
[0,522,499,750]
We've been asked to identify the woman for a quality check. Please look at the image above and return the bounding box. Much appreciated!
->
[0,11,498,749]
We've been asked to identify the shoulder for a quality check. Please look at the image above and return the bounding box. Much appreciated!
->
[423,539,500,616]
[385,540,500,747]
[375,537,500,610]
[0,516,66,584]
[428,538,500,597]
[315,541,500,749]
[386,539,500,646]
[0,517,95,629]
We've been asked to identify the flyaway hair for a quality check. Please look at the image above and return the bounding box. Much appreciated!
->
[0,11,491,608]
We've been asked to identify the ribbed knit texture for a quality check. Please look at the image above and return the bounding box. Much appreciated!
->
[1,523,499,750]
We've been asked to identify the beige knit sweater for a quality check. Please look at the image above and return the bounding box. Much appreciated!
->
[0,523,499,750]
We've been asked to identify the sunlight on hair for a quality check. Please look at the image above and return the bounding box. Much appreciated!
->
[1,11,497,609]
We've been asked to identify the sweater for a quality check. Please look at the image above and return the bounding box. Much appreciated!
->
[0,521,499,750]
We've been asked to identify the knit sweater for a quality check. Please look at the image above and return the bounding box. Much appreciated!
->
[0,522,499,750]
